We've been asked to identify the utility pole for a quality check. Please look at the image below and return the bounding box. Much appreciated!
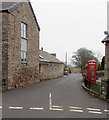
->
[65,52,67,65]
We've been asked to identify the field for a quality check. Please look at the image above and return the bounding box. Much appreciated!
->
[69,67,81,73]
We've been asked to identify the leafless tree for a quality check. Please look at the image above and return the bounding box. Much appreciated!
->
[71,48,98,70]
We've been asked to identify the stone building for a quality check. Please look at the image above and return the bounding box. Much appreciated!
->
[39,50,64,80]
[101,35,109,100]
[1,1,40,90]
[100,2,109,100]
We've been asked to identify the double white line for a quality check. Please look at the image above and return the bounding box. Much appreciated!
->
[87,108,102,114]
[68,106,83,113]
[49,93,63,111]
[49,105,63,111]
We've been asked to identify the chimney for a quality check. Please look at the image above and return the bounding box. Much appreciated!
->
[41,47,43,51]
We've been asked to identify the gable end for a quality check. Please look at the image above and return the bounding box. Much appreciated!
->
[0,2,40,31]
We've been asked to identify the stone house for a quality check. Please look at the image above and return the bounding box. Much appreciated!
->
[100,2,109,99]
[39,50,64,80]
[101,35,109,99]
[1,1,40,90]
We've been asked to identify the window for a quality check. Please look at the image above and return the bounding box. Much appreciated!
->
[21,22,27,62]
[21,22,27,38]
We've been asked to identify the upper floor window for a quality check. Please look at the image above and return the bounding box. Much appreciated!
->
[21,22,27,63]
[21,22,27,39]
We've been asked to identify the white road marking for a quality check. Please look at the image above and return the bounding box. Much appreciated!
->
[49,107,63,111]
[68,106,83,113]
[88,111,102,114]
[9,106,23,110]
[30,107,44,110]
[51,105,63,108]
[87,107,102,114]
[49,93,52,106]
[0,106,2,109]
[68,106,82,109]
[86,108,100,111]
[69,109,83,112]
[104,110,109,112]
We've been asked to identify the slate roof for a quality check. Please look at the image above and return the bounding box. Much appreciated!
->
[39,50,64,64]
[1,2,19,10]
[102,35,109,43]
[0,2,23,12]
[0,1,40,31]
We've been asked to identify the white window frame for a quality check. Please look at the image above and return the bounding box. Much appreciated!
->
[21,22,27,63]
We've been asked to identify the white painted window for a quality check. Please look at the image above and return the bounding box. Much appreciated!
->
[21,22,27,62]
[21,22,27,39]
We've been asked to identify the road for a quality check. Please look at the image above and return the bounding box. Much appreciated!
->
[2,73,109,119]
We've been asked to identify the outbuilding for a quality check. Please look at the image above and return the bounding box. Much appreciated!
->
[39,50,64,80]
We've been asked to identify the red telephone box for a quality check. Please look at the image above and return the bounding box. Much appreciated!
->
[87,60,96,85]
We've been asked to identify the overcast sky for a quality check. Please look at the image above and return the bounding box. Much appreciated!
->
[30,0,108,65]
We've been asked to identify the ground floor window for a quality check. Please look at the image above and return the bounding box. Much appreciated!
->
[21,38,27,62]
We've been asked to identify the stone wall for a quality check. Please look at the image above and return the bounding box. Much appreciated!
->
[105,42,109,99]
[2,13,9,88]
[0,9,3,90]
[2,2,40,90]
[39,62,64,80]
[104,42,109,81]
[101,42,109,100]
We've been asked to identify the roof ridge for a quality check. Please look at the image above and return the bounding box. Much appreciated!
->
[39,50,64,64]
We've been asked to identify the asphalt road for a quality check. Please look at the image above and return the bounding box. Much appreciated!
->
[2,73,109,119]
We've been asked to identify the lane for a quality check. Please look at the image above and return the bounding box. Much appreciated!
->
[2,73,108,118]
[2,105,109,118]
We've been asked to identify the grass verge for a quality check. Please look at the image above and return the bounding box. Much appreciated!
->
[90,84,101,93]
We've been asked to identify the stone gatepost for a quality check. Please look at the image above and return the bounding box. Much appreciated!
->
[101,35,109,100]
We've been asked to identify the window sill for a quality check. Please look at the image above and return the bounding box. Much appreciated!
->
[21,61,28,64]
